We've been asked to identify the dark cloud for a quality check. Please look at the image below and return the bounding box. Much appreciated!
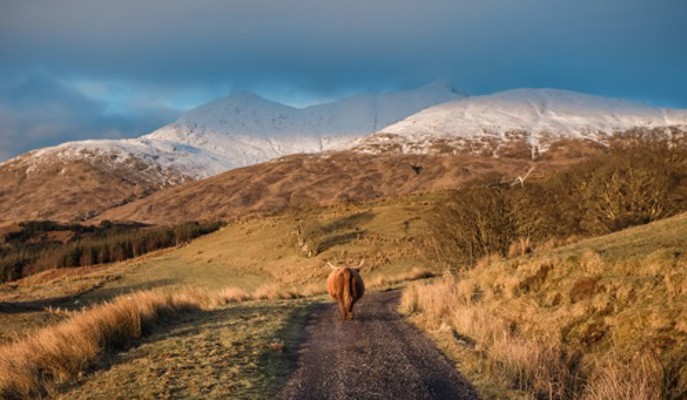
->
[0,74,180,161]
[2,0,685,95]
[0,0,686,160]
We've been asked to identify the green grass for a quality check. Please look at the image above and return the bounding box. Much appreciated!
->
[77,195,440,300]
[545,211,687,263]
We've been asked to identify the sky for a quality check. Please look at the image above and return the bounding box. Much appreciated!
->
[1,0,686,162]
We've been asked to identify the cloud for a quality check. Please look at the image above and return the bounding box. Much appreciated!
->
[0,74,181,162]
[1,0,685,98]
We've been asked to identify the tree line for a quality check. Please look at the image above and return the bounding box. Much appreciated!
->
[0,220,222,282]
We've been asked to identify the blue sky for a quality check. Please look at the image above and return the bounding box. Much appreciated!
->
[1,0,686,161]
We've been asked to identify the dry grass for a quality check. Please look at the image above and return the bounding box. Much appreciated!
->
[252,283,302,300]
[56,298,312,399]
[216,287,251,303]
[583,352,664,400]
[0,284,275,399]
[367,267,436,289]
[402,212,687,399]
[474,252,503,270]
[2,265,433,399]
[399,275,460,320]
[507,237,532,258]
[296,282,327,297]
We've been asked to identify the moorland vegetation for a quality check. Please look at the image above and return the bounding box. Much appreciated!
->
[405,133,687,399]
[428,131,687,269]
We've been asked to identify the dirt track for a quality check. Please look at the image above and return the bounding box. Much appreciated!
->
[278,291,479,400]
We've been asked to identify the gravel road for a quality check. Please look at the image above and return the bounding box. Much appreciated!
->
[278,291,479,400]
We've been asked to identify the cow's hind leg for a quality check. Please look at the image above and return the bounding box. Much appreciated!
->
[346,304,353,320]
[338,301,347,320]
[347,298,358,320]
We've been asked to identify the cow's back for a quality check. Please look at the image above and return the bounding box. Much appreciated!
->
[326,268,365,300]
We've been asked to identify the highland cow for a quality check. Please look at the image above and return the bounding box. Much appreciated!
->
[326,260,365,320]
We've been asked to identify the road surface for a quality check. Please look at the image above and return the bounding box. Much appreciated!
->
[278,291,479,400]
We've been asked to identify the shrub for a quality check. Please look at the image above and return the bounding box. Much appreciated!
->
[427,131,687,270]
[428,186,516,269]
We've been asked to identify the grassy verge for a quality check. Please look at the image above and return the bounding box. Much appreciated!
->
[0,264,432,399]
[0,284,317,399]
[400,213,687,399]
[57,299,314,400]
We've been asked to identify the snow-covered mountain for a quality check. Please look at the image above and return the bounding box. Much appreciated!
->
[3,82,464,183]
[353,89,687,156]
[144,82,465,170]
[3,85,687,225]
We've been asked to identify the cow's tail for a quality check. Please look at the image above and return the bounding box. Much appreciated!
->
[342,268,357,317]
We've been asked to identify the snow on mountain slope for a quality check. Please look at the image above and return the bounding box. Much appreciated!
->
[20,138,231,181]
[145,82,465,170]
[354,89,687,156]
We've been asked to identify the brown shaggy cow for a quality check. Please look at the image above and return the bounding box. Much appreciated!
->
[326,261,365,320]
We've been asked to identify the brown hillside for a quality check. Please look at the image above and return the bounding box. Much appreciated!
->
[0,139,601,227]
[0,155,189,226]
[96,144,597,225]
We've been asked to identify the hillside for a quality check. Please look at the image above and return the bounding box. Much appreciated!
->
[2,87,685,227]
[401,210,687,399]
[0,139,603,228]
[95,130,623,226]
[0,193,441,342]
[94,151,546,225]
[0,154,175,224]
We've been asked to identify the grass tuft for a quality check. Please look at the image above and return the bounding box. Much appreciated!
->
[252,283,302,301]
[583,351,663,400]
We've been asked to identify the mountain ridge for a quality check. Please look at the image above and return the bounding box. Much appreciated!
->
[143,82,465,170]
[353,88,687,156]
[2,85,687,225]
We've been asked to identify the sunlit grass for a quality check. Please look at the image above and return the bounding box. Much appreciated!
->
[401,212,687,399]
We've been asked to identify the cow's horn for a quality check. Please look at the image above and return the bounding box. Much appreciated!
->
[358,259,365,268]
[327,262,338,269]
